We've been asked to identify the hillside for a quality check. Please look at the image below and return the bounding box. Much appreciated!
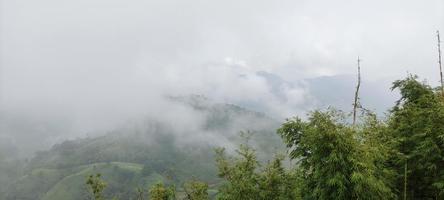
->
[1,97,283,200]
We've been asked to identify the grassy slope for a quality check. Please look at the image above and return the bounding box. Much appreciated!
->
[42,162,165,200]
[4,99,281,199]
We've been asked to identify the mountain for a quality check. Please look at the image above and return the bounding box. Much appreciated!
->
[1,96,283,200]
[306,74,398,114]
[256,71,397,115]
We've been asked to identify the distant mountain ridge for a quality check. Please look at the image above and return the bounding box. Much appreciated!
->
[256,71,397,115]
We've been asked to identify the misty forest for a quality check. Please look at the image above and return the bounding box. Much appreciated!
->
[1,1,444,200]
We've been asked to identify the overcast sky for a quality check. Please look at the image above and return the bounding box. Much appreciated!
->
[1,0,443,136]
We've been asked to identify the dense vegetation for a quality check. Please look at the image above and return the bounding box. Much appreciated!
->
[2,76,444,199]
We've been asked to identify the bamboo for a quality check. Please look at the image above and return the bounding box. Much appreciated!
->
[353,57,361,126]
[437,31,443,95]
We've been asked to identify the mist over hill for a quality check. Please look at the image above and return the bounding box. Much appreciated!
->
[0,95,286,200]
[257,72,398,115]
[0,72,397,160]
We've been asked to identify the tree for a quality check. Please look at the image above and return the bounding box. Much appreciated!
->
[387,76,444,199]
[215,134,298,200]
[277,109,394,200]
[258,155,300,200]
[353,57,362,126]
[149,182,176,200]
[183,180,209,200]
[86,174,107,200]
[437,30,443,95]
[215,144,261,200]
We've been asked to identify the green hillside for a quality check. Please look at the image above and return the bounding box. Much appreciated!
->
[42,162,163,200]
[1,98,283,200]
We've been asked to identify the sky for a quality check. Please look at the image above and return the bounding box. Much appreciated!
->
[0,0,443,146]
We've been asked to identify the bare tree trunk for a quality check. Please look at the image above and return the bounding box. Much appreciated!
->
[352,57,361,126]
[438,30,443,95]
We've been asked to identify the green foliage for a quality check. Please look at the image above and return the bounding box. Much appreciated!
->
[215,137,297,200]
[183,180,209,200]
[277,109,394,200]
[357,113,397,197]
[149,182,176,200]
[39,162,162,200]
[214,144,260,200]
[258,155,300,200]
[86,174,107,200]
[387,76,444,199]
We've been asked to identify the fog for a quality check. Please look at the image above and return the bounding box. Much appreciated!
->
[0,0,443,155]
